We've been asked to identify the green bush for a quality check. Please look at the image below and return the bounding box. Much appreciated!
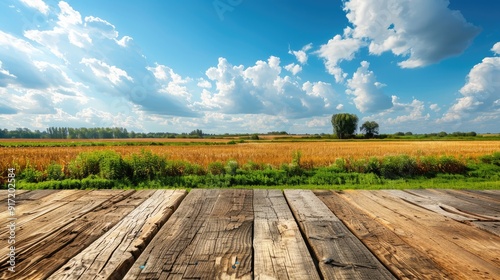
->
[68,151,102,179]
[208,162,225,175]
[99,151,127,180]
[437,156,466,174]
[418,156,440,177]
[183,163,206,175]
[46,162,64,180]
[81,177,115,189]
[380,155,418,179]
[21,164,44,183]
[479,152,500,166]
[125,150,167,181]
[242,161,262,171]
[225,160,239,176]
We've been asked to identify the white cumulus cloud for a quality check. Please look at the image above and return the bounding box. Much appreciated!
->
[288,43,313,64]
[345,61,392,113]
[316,28,364,83]
[317,0,479,82]
[199,57,338,118]
[492,42,500,55]
[284,63,302,75]
[343,0,479,68]
[81,58,133,85]
[19,0,49,15]
[441,43,500,123]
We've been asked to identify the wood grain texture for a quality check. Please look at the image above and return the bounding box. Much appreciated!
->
[48,190,187,280]
[399,189,500,236]
[284,190,395,280]
[253,189,320,280]
[124,189,254,280]
[342,190,500,280]
[0,190,85,226]
[0,190,153,280]
[314,190,451,280]
[404,189,499,219]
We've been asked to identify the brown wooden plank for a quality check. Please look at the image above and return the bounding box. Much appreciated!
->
[386,190,481,221]
[314,190,452,279]
[0,190,150,279]
[124,189,254,280]
[462,190,500,202]
[400,189,500,236]
[48,190,187,280]
[342,190,500,279]
[405,189,499,219]
[284,190,395,280]
[16,189,59,200]
[438,189,500,213]
[253,189,320,280]
[0,190,86,223]
[0,189,30,197]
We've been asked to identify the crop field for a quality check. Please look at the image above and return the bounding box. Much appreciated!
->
[1,139,499,173]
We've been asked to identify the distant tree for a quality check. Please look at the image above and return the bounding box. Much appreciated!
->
[395,132,405,136]
[405,132,413,136]
[189,129,203,138]
[360,121,379,138]
[467,131,477,137]
[331,113,359,139]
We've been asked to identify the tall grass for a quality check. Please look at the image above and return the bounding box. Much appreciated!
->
[10,150,500,189]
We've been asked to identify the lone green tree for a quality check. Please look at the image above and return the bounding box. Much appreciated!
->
[360,121,379,138]
[331,113,358,139]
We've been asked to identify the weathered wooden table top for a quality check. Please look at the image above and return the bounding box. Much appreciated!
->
[0,189,499,279]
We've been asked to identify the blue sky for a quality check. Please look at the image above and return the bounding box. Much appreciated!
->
[0,0,499,134]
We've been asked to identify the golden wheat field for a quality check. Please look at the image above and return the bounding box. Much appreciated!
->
[1,140,499,174]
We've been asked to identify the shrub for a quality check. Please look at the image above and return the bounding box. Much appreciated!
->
[164,160,187,176]
[479,152,500,166]
[380,155,418,179]
[99,151,127,180]
[21,163,44,183]
[125,150,167,181]
[207,162,225,175]
[68,151,102,179]
[225,160,239,176]
[438,156,466,174]
[183,163,206,176]
[81,177,115,189]
[46,162,64,180]
[242,161,262,171]
[418,156,439,177]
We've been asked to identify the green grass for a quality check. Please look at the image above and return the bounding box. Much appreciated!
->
[10,150,500,190]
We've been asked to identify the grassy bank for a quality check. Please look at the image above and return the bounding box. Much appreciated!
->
[11,150,500,190]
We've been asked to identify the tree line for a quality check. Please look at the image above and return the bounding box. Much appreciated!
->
[0,127,207,139]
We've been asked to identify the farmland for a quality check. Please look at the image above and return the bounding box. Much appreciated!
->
[2,139,500,171]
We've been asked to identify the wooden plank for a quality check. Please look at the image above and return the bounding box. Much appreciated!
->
[405,189,499,219]
[342,190,500,279]
[124,189,254,280]
[284,190,395,280]
[314,190,451,279]
[253,189,320,280]
[0,190,86,223]
[385,190,482,221]
[438,189,500,213]
[462,190,500,202]
[0,190,152,279]
[16,189,59,200]
[400,189,500,236]
[48,190,187,280]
